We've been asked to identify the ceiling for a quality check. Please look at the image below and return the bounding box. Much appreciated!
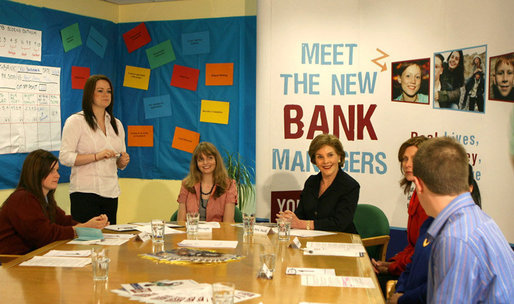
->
[102,0,178,4]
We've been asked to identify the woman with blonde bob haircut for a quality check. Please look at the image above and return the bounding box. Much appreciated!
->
[177,142,237,222]
[277,133,360,233]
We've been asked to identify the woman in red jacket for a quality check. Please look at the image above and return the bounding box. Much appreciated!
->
[0,150,109,255]
[372,136,429,291]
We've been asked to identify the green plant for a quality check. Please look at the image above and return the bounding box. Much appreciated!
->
[224,151,255,214]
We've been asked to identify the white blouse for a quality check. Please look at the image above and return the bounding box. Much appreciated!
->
[59,111,126,198]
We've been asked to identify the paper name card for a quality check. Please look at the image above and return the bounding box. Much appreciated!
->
[177,240,238,248]
[254,225,271,235]
[286,267,336,276]
[301,275,375,288]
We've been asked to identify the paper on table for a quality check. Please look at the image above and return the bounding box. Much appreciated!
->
[105,224,139,231]
[177,240,238,248]
[19,256,90,267]
[199,222,220,228]
[301,275,375,288]
[303,242,366,257]
[134,225,185,235]
[43,250,91,257]
[271,228,336,237]
[67,238,130,246]
[286,267,336,276]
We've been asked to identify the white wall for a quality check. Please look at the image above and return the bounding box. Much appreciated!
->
[256,0,514,242]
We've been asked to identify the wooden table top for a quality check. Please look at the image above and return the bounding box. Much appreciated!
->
[0,223,384,304]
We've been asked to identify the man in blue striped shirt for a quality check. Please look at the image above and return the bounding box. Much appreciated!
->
[412,137,513,303]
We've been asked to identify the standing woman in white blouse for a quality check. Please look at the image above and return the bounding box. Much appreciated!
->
[59,75,130,224]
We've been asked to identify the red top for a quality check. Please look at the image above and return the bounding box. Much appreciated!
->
[177,179,238,222]
[0,189,77,255]
[387,190,428,276]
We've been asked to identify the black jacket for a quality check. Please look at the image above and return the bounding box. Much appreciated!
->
[295,169,359,233]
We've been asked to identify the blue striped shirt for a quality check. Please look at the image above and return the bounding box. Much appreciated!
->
[426,192,514,303]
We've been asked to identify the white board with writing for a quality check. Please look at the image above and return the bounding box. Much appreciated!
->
[0,24,42,62]
[0,63,61,154]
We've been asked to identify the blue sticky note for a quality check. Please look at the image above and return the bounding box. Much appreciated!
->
[75,227,104,241]
[143,95,172,119]
[182,31,210,55]
[86,26,108,58]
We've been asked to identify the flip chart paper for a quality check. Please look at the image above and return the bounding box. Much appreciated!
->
[170,64,200,91]
[123,66,151,90]
[172,127,200,153]
[205,63,233,86]
[127,125,154,147]
[200,100,229,124]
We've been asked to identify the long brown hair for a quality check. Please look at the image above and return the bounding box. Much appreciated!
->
[82,74,119,135]
[2,150,59,222]
[182,142,230,198]
[398,136,428,194]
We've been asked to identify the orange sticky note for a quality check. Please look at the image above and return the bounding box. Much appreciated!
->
[127,125,153,147]
[172,127,200,153]
[205,63,234,86]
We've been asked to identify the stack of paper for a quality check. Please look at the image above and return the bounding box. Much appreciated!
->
[112,279,260,303]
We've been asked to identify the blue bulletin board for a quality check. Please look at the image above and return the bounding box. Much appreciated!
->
[0,1,256,189]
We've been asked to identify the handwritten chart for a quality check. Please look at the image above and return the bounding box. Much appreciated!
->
[0,24,42,61]
[0,63,61,154]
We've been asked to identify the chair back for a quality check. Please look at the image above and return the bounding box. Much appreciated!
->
[353,203,390,260]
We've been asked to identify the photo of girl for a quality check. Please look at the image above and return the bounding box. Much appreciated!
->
[391,59,430,104]
[489,52,514,102]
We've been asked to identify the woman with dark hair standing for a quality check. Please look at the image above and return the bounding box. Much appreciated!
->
[60,75,130,224]
[435,50,464,109]
[177,142,237,222]
[0,150,108,255]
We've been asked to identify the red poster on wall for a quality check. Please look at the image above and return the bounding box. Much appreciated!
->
[270,190,302,223]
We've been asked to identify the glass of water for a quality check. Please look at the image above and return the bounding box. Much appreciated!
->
[212,282,235,304]
[151,219,165,243]
[242,213,255,237]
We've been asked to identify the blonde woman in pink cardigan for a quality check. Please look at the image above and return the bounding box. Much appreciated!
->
[177,142,237,222]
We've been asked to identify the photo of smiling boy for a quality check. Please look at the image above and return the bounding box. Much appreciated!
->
[489,52,514,102]
[391,58,430,104]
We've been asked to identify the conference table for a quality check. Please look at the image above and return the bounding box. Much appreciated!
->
[0,223,384,303]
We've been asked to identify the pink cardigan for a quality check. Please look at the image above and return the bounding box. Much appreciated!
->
[177,179,238,222]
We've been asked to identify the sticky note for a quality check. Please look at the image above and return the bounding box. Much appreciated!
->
[127,125,154,147]
[86,26,108,58]
[143,95,172,119]
[200,100,230,125]
[170,65,200,91]
[205,63,234,86]
[123,23,151,53]
[172,127,200,153]
[182,31,210,55]
[123,65,151,90]
[146,40,176,69]
[60,23,82,52]
[71,66,90,90]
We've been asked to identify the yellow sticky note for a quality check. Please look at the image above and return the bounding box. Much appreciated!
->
[123,65,151,90]
[200,100,230,125]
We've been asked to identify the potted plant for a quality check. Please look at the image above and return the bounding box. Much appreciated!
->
[224,151,255,214]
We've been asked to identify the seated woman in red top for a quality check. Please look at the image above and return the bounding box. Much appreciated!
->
[0,149,109,255]
[177,142,237,222]
[372,136,429,292]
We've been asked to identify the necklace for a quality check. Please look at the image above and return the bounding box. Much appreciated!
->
[201,183,215,196]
